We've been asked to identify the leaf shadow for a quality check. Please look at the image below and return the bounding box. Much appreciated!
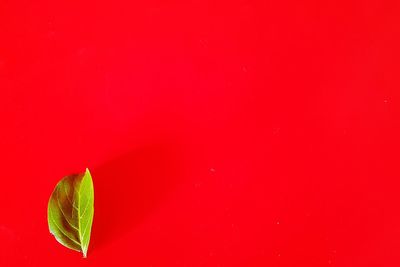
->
[89,141,184,252]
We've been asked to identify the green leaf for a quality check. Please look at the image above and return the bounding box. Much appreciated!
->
[48,168,94,258]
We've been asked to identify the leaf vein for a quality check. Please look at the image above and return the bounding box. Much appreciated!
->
[49,209,81,246]
[81,209,93,239]
[56,187,79,231]
[79,195,92,219]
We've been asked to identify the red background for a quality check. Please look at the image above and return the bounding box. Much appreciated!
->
[1,0,399,266]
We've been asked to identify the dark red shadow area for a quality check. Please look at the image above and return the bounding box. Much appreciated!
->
[90,141,185,251]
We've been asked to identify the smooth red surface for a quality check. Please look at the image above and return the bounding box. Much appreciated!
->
[1,0,400,266]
